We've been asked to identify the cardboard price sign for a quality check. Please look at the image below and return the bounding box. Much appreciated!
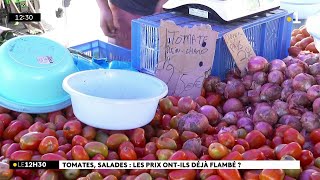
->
[155,20,218,99]
[223,27,256,73]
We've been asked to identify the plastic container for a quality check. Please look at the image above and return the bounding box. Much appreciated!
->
[70,40,135,71]
[62,69,168,130]
[71,40,131,62]
[306,14,320,52]
[280,0,320,20]
[132,9,293,79]
[0,35,79,113]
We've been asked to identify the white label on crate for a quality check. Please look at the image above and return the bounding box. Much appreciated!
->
[223,27,256,74]
[189,8,209,19]
[37,56,54,64]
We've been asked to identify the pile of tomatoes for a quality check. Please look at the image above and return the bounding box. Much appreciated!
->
[289,25,319,57]
[0,92,320,180]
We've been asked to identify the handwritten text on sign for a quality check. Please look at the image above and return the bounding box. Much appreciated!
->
[223,28,256,73]
[156,21,218,99]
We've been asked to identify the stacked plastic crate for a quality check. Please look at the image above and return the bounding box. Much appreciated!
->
[131,9,294,79]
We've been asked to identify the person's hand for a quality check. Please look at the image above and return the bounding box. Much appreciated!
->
[154,0,168,14]
[99,7,118,38]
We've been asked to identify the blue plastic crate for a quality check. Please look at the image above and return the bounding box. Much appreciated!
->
[71,40,131,62]
[132,9,293,79]
[70,40,132,71]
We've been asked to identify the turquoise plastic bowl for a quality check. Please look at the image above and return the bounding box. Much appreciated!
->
[0,35,79,113]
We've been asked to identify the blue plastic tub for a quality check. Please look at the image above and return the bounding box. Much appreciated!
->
[70,40,134,71]
[132,9,293,79]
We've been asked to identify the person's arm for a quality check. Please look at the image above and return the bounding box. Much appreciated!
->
[154,0,168,14]
[96,0,117,37]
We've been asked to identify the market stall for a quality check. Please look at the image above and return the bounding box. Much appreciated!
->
[0,0,320,179]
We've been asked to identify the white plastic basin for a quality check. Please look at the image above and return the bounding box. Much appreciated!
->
[62,69,168,130]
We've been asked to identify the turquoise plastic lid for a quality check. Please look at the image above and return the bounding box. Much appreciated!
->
[0,35,79,113]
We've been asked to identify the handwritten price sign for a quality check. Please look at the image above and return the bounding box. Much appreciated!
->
[223,28,256,73]
[155,21,218,99]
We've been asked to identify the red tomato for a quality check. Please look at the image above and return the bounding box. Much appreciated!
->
[145,142,157,155]
[141,154,157,160]
[161,114,172,130]
[0,113,13,127]
[168,170,196,180]
[10,150,33,161]
[16,113,33,125]
[245,130,266,149]
[58,144,72,153]
[0,162,13,180]
[206,93,222,107]
[159,97,173,114]
[310,129,320,144]
[129,169,150,176]
[92,154,105,160]
[160,129,179,141]
[150,169,168,179]
[315,157,320,168]
[71,135,88,147]
[168,106,179,117]
[283,128,305,146]
[41,153,66,161]
[244,170,261,180]
[38,136,59,154]
[14,169,32,179]
[156,137,177,150]
[93,169,124,179]
[272,136,283,148]
[259,169,285,180]
[217,169,241,180]
[43,128,57,137]
[156,149,174,160]
[313,142,320,158]
[232,145,245,154]
[3,121,25,140]
[20,132,45,150]
[13,129,29,143]
[275,125,291,137]
[167,96,179,106]
[81,126,96,140]
[242,149,266,160]
[39,170,58,180]
[235,139,250,150]
[182,150,198,160]
[71,145,90,160]
[199,169,217,180]
[277,142,302,160]
[258,146,276,160]
[28,122,46,133]
[119,145,137,160]
[177,96,197,113]
[218,132,235,149]
[222,151,243,160]
[134,147,145,158]
[130,128,146,147]
[208,143,229,160]
[299,150,314,168]
[5,143,20,158]
[0,121,3,137]
[205,175,223,180]
[169,150,188,160]
[63,120,82,139]
[200,155,213,160]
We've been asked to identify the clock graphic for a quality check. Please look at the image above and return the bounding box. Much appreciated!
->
[8,13,41,22]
